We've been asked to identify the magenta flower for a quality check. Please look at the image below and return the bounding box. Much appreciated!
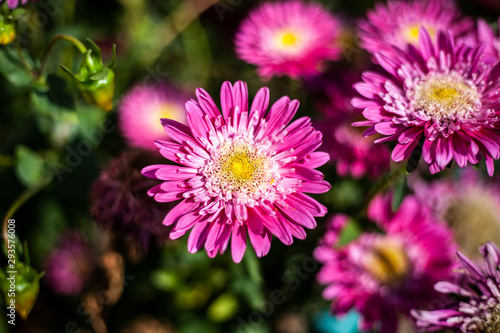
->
[234,1,343,79]
[412,242,500,332]
[142,81,330,263]
[314,194,457,333]
[317,74,390,179]
[358,0,473,57]
[45,232,95,296]
[352,29,500,176]
[119,82,187,151]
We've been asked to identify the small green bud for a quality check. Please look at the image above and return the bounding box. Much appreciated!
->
[61,39,116,112]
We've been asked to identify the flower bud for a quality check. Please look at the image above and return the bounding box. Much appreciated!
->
[0,263,43,320]
[62,39,116,112]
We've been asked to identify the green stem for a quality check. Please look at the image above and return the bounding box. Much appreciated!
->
[38,34,87,78]
[2,183,47,252]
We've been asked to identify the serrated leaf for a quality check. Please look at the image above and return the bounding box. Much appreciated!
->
[89,68,109,81]
[15,146,46,188]
[0,47,33,88]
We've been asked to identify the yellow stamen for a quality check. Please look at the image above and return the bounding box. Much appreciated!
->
[364,239,410,286]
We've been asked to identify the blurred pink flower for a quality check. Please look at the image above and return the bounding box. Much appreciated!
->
[234,1,343,79]
[477,18,500,61]
[45,232,95,296]
[142,81,330,263]
[119,82,187,151]
[314,194,457,333]
[353,29,500,175]
[358,0,473,57]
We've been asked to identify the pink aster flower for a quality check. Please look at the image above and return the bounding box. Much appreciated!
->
[45,232,95,296]
[352,29,500,175]
[317,73,390,179]
[412,242,500,332]
[358,0,473,57]
[119,82,187,151]
[234,1,343,79]
[314,194,457,333]
[142,81,330,263]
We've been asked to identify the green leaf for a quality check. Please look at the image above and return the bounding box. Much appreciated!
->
[0,47,33,88]
[14,146,46,188]
[336,218,362,247]
[392,175,407,212]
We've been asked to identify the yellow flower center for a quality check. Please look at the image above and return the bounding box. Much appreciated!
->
[412,73,481,121]
[222,150,259,182]
[282,33,297,46]
[403,24,436,45]
[364,238,410,286]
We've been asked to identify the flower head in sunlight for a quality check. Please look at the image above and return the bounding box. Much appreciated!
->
[142,81,330,263]
[358,0,473,57]
[234,1,343,79]
[45,232,95,296]
[314,194,457,333]
[412,242,500,332]
[412,167,500,261]
[119,82,187,151]
[352,29,500,175]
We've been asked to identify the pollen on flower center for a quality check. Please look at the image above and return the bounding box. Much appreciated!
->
[201,140,280,203]
[364,237,410,286]
[222,150,259,182]
[412,72,482,122]
[274,29,302,51]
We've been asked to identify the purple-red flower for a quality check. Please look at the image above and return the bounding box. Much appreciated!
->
[412,242,500,332]
[119,82,187,151]
[314,194,457,333]
[358,0,473,57]
[142,81,330,263]
[45,232,95,296]
[234,1,343,79]
[352,29,500,175]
